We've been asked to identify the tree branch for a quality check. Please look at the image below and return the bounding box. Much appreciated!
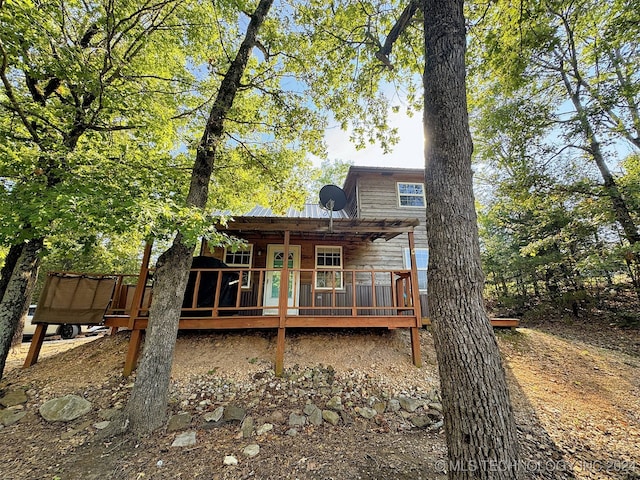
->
[376,0,421,68]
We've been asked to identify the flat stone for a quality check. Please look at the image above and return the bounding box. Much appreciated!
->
[171,431,196,447]
[167,412,192,432]
[303,403,319,416]
[94,421,110,430]
[243,444,260,457]
[388,399,401,412]
[322,410,340,426]
[224,455,238,465]
[340,410,353,425]
[411,415,434,428]
[326,395,343,411]
[223,405,246,423]
[356,407,377,419]
[307,406,323,426]
[0,390,27,407]
[0,409,27,426]
[204,406,224,423]
[39,395,92,422]
[256,423,273,435]
[285,428,298,436]
[399,396,422,413]
[372,401,386,414]
[289,412,306,427]
[241,416,254,438]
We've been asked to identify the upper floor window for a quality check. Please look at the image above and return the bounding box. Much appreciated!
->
[224,244,253,288]
[315,246,343,290]
[397,182,425,207]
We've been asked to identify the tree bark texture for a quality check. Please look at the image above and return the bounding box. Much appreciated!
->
[0,238,43,379]
[422,1,521,478]
[122,0,274,436]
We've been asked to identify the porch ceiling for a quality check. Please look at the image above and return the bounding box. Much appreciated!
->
[220,216,419,242]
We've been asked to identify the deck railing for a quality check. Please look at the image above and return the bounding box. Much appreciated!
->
[105,267,421,320]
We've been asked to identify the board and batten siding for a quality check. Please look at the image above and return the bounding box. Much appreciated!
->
[350,170,428,254]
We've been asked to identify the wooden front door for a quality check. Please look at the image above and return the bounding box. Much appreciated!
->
[263,244,301,315]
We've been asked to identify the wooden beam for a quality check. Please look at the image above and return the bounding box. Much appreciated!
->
[275,231,290,376]
[407,231,423,367]
[23,323,47,368]
[123,329,143,377]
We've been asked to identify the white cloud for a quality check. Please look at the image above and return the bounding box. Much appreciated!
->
[321,109,425,168]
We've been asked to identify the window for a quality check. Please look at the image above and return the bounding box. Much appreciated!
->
[224,244,253,288]
[315,246,343,290]
[403,248,429,291]
[397,182,426,207]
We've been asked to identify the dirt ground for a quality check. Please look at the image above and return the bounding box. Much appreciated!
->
[0,322,638,480]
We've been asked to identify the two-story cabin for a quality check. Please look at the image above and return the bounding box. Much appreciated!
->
[25,167,430,376]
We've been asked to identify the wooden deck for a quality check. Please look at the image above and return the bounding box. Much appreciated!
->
[421,317,520,328]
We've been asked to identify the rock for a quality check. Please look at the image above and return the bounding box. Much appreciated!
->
[223,455,238,465]
[0,389,27,407]
[267,411,285,424]
[285,428,298,436]
[303,403,318,415]
[253,422,271,435]
[424,409,442,421]
[167,412,192,432]
[241,416,254,438]
[326,395,343,411]
[204,406,224,423]
[356,407,377,419]
[0,409,27,426]
[289,412,306,427]
[93,421,110,430]
[372,401,386,414]
[322,410,340,426]
[243,444,260,457]
[172,431,196,447]
[428,402,443,412]
[399,396,422,413]
[340,410,353,425]
[39,395,92,422]
[411,415,434,428]
[305,405,323,426]
[223,405,246,423]
[388,399,401,412]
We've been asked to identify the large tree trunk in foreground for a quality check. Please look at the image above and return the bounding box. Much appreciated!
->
[0,239,43,379]
[118,0,274,436]
[422,1,521,478]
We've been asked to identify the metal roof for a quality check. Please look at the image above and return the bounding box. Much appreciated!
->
[243,204,349,219]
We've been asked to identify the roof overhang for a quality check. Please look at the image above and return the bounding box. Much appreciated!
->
[218,216,419,242]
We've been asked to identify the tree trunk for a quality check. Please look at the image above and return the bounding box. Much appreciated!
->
[422,0,521,478]
[0,238,43,379]
[118,0,274,436]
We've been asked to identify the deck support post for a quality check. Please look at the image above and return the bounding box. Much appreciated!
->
[123,329,143,377]
[23,323,47,368]
[275,231,291,376]
[275,327,286,376]
[121,241,152,375]
[408,230,423,367]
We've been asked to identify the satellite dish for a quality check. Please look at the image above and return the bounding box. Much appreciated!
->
[319,184,347,233]
[319,184,347,211]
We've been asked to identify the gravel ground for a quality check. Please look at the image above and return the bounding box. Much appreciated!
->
[1,325,638,479]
